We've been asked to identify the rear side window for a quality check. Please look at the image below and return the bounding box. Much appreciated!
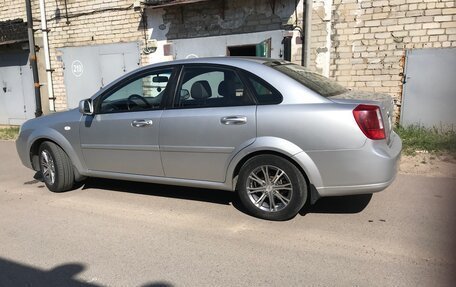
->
[174,66,254,109]
[267,63,347,97]
[246,75,282,105]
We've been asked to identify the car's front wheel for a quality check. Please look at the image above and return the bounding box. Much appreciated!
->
[39,141,75,192]
[237,155,308,221]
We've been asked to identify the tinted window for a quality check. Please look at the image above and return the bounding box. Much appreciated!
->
[174,66,253,108]
[247,76,282,104]
[99,69,173,113]
[267,63,347,97]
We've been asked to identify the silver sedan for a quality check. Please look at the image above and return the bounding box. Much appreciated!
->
[16,57,402,220]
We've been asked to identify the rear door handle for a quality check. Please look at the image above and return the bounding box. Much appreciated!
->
[131,119,153,127]
[220,116,247,125]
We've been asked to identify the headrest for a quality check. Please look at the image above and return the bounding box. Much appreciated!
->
[218,80,235,98]
[191,80,211,99]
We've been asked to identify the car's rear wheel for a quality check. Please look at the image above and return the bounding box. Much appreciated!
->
[39,141,75,192]
[237,155,307,221]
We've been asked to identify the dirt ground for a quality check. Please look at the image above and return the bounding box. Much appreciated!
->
[400,152,456,178]
[2,140,456,286]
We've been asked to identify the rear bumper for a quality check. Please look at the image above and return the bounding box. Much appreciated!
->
[308,132,402,197]
[315,173,397,196]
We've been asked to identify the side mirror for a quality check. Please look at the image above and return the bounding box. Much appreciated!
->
[79,99,94,115]
[180,89,190,100]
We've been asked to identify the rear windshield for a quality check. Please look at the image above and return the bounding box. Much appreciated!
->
[266,62,347,97]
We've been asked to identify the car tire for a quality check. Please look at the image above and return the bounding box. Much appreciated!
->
[237,155,307,221]
[38,141,75,192]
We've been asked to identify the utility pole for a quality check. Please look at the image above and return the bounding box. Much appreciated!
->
[25,0,43,117]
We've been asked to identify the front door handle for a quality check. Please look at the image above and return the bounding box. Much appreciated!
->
[131,119,153,128]
[220,116,247,125]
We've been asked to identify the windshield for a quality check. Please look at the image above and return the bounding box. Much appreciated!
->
[266,62,347,97]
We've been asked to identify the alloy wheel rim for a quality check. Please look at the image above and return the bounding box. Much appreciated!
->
[246,165,293,212]
[40,150,55,185]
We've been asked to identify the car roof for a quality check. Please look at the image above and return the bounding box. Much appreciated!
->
[144,56,288,68]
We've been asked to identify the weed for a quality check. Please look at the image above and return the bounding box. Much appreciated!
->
[0,127,20,140]
[395,125,456,156]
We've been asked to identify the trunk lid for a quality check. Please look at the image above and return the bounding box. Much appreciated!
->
[329,90,394,144]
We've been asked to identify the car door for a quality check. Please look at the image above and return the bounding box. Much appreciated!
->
[159,65,257,182]
[79,67,176,176]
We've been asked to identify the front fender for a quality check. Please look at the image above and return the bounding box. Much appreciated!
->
[26,128,86,174]
[225,136,323,190]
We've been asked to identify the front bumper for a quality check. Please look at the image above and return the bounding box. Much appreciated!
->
[15,129,33,170]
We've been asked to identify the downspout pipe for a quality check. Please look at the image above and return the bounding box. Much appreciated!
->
[39,0,55,111]
[303,0,312,68]
[25,0,43,117]
[323,0,332,77]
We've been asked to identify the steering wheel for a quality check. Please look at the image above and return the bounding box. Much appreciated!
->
[127,94,151,110]
[103,102,120,112]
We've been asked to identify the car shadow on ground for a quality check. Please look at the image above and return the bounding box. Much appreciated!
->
[300,193,373,215]
[79,177,373,218]
[82,177,234,205]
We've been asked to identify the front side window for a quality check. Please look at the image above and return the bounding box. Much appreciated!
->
[98,69,173,113]
[174,66,253,108]
[267,62,347,97]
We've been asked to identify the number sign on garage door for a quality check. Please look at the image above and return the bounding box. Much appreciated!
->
[401,48,456,129]
[59,42,140,109]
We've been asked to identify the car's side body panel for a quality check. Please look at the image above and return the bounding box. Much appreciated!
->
[79,111,164,176]
[159,106,257,182]
[256,103,367,150]
[86,169,231,191]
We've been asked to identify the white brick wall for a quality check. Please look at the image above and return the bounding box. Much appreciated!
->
[327,0,455,120]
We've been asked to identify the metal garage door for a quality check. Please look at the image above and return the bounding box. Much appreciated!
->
[59,42,140,109]
[0,50,35,125]
[401,48,456,129]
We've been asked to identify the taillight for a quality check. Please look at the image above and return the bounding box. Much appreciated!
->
[353,104,385,140]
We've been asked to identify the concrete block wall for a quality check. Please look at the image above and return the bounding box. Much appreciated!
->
[326,0,456,119]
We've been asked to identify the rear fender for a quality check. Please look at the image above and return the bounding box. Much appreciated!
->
[225,136,323,190]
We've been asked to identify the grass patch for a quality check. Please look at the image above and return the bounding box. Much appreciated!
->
[0,127,20,140]
[395,125,456,155]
